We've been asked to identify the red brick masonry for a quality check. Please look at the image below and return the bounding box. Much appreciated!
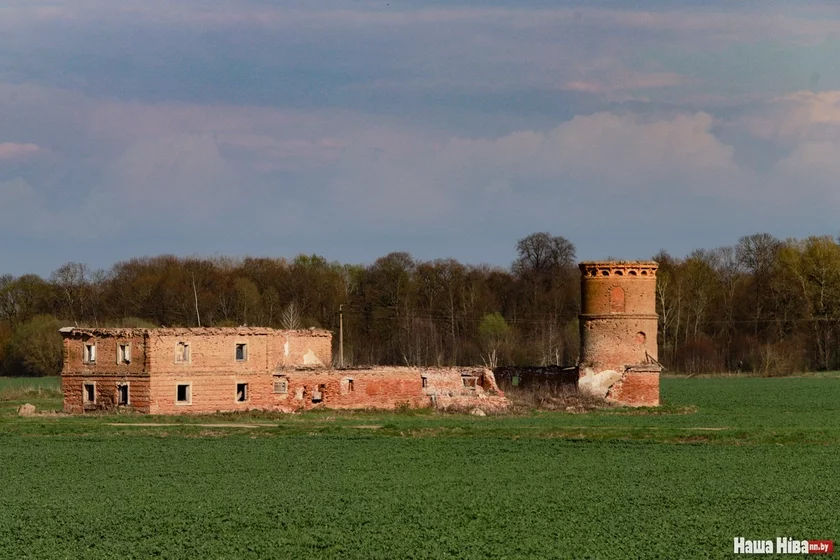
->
[60,327,506,414]
[577,261,661,407]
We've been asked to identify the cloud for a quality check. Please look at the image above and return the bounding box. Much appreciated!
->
[587,7,840,45]
[560,71,697,103]
[325,111,748,229]
[0,131,245,238]
[2,1,838,112]
[3,0,840,272]
[0,177,36,205]
[9,1,839,43]
[71,134,238,233]
[741,90,840,145]
[443,111,742,191]
[0,178,51,233]
[0,78,829,251]
[84,98,362,168]
[775,141,840,199]
[562,73,689,93]
[786,91,840,125]
[0,142,41,161]
[728,91,840,213]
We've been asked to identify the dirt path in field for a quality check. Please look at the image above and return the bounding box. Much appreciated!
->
[107,422,275,428]
[684,427,728,431]
[106,423,724,432]
[107,422,384,429]
[560,426,728,431]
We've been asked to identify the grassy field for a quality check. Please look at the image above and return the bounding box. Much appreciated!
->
[1,375,839,558]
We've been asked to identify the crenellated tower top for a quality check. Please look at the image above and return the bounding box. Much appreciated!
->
[579,261,658,278]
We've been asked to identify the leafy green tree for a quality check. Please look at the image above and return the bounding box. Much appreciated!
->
[5,315,63,377]
[479,312,511,368]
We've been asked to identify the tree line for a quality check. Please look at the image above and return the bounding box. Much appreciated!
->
[2,232,840,376]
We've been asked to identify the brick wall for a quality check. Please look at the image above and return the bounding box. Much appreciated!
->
[580,316,658,372]
[62,330,148,376]
[606,370,660,407]
[147,331,272,375]
[144,328,333,413]
[272,330,332,369]
[60,327,510,414]
[147,366,505,414]
[274,369,431,412]
[61,328,151,412]
[579,261,659,372]
[148,372,273,414]
[579,262,657,315]
[62,375,151,413]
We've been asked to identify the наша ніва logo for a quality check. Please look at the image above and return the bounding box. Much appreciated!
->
[734,537,833,554]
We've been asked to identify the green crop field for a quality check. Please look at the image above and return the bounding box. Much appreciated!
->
[0,375,60,394]
[1,376,839,559]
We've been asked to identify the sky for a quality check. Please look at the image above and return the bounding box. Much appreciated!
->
[2,0,840,277]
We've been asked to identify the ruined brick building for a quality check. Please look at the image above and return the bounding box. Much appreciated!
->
[60,327,505,414]
[577,261,661,406]
[60,259,660,413]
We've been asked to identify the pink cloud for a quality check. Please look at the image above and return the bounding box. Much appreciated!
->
[738,90,840,145]
[0,142,41,161]
[563,72,691,93]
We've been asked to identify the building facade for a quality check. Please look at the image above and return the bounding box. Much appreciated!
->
[577,261,661,406]
[60,327,505,414]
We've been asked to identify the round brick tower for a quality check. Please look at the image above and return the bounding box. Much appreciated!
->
[578,261,660,406]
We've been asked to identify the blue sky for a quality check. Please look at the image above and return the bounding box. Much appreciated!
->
[2,0,840,276]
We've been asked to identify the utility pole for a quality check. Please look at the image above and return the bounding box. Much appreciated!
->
[192,274,201,327]
[339,304,344,369]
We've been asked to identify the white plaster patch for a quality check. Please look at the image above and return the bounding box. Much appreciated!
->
[578,368,623,398]
[302,349,324,366]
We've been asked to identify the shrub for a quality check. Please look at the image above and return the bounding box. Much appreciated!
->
[4,315,63,377]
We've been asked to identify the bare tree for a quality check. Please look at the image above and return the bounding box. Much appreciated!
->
[737,233,781,337]
[713,245,743,369]
[281,301,302,330]
[233,277,260,326]
[50,262,89,325]
[513,232,576,276]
